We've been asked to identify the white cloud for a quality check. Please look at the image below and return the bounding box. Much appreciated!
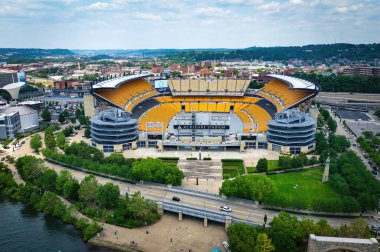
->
[257,1,281,12]
[86,2,110,10]
[195,6,231,16]
[134,12,163,21]
[289,0,303,5]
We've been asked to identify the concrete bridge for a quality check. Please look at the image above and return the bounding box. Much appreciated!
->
[157,201,260,231]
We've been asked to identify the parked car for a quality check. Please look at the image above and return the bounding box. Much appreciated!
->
[172,196,180,202]
[220,206,232,212]
[371,170,378,175]
[371,224,380,233]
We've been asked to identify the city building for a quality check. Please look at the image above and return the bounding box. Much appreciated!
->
[0,106,39,134]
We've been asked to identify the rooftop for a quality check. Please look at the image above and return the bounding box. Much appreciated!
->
[92,73,152,89]
[267,74,317,90]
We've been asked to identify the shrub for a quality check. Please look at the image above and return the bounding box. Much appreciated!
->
[256,158,268,172]
[83,222,102,241]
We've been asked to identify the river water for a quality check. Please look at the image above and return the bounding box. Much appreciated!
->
[0,195,109,252]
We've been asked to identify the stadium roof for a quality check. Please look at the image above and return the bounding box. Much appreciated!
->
[92,73,152,89]
[267,74,317,90]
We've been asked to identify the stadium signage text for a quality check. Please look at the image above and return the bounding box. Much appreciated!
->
[174,125,230,130]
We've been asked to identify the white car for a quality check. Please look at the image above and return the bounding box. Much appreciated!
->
[220,206,232,212]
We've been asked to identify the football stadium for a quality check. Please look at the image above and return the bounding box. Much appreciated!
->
[85,74,319,154]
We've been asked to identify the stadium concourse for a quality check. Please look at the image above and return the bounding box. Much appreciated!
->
[85,73,319,155]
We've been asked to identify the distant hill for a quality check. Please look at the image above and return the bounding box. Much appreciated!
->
[163,43,380,62]
[0,48,75,63]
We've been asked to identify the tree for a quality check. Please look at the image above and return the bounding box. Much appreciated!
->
[15,155,46,182]
[256,158,268,172]
[56,132,66,148]
[44,127,56,149]
[338,218,372,238]
[227,223,258,252]
[127,192,159,223]
[58,113,65,124]
[327,117,337,133]
[84,127,91,138]
[220,175,276,202]
[96,183,120,209]
[41,108,51,121]
[56,170,71,194]
[269,212,302,252]
[30,134,42,153]
[36,169,58,191]
[63,178,80,201]
[254,233,275,252]
[78,175,98,206]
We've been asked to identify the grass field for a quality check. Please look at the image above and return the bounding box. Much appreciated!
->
[222,160,245,179]
[247,160,279,173]
[265,168,340,211]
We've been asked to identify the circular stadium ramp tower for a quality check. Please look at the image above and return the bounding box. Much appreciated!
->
[255,74,319,113]
[267,109,316,154]
[90,108,138,153]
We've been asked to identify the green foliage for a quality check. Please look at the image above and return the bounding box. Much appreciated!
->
[41,108,51,122]
[222,160,245,179]
[227,223,260,252]
[44,127,56,149]
[63,178,80,201]
[0,163,17,194]
[96,183,120,209]
[327,117,337,133]
[75,218,89,231]
[64,141,104,162]
[269,212,302,252]
[357,132,380,168]
[79,175,98,206]
[83,222,102,241]
[126,192,160,224]
[56,170,71,194]
[36,169,57,191]
[329,151,380,211]
[131,158,184,186]
[62,125,74,137]
[30,134,42,153]
[58,113,65,124]
[56,132,66,148]
[15,155,46,183]
[254,233,275,252]
[220,175,276,201]
[294,72,380,93]
[338,218,372,238]
[256,158,268,172]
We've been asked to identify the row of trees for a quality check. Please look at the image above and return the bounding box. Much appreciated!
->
[43,141,184,185]
[228,211,373,252]
[329,151,380,212]
[357,131,380,168]
[315,132,350,163]
[294,72,380,94]
[15,155,160,229]
[318,108,337,133]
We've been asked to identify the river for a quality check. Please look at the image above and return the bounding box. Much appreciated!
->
[0,195,110,252]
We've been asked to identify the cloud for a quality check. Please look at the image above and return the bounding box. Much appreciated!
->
[289,0,303,5]
[201,19,216,25]
[195,6,231,16]
[134,12,163,21]
[86,2,110,10]
[257,1,281,12]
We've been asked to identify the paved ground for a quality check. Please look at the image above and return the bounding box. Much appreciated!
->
[178,160,222,179]
[95,214,227,252]
[334,109,371,121]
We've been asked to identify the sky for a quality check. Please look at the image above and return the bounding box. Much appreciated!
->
[0,0,379,49]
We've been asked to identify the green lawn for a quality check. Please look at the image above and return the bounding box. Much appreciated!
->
[265,168,340,211]
[222,160,245,179]
[247,160,279,173]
